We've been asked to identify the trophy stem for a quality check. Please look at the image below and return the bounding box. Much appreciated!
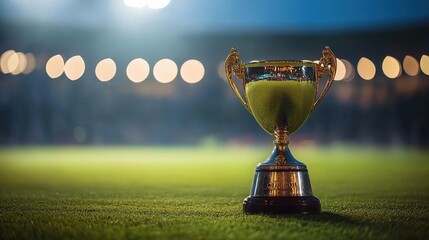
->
[273,126,289,165]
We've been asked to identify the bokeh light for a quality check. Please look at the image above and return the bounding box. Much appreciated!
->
[180,59,205,84]
[1,50,16,74]
[11,52,28,75]
[46,54,65,79]
[217,61,227,82]
[153,59,178,83]
[123,0,147,8]
[334,58,346,81]
[382,56,401,79]
[23,53,36,74]
[147,0,170,9]
[126,58,150,83]
[96,58,116,82]
[7,51,20,74]
[403,55,419,76]
[357,57,376,80]
[64,55,85,81]
[341,59,355,82]
[421,55,429,76]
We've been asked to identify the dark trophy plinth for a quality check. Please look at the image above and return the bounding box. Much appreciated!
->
[243,147,320,214]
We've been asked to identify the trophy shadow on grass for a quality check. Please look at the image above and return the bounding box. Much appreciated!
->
[266,211,358,225]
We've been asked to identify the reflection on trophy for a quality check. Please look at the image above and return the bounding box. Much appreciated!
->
[225,47,337,214]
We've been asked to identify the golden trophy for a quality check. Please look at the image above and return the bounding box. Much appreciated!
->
[225,47,337,214]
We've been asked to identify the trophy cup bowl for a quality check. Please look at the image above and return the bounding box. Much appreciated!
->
[225,47,337,214]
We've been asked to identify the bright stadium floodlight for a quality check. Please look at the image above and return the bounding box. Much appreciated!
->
[403,55,420,76]
[11,52,27,75]
[421,55,429,76]
[46,54,65,79]
[153,58,177,83]
[64,55,85,81]
[147,0,170,9]
[96,58,117,82]
[180,59,205,84]
[357,57,376,80]
[382,56,402,79]
[123,0,147,8]
[6,51,19,74]
[334,58,346,81]
[127,58,150,83]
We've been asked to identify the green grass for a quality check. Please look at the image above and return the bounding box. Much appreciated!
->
[0,145,428,240]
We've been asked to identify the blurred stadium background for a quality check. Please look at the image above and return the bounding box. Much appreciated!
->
[0,0,429,147]
[1,1,429,239]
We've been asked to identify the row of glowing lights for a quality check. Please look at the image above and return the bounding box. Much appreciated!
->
[1,49,429,83]
[0,50,205,84]
[42,54,429,82]
[334,55,429,81]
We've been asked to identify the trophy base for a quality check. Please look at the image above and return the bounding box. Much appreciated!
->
[243,147,321,214]
[243,196,321,214]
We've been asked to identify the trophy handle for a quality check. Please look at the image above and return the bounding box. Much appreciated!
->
[225,48,252,113]
[312,46,337,111]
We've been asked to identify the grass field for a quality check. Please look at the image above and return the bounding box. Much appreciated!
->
[0,145,428,240]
